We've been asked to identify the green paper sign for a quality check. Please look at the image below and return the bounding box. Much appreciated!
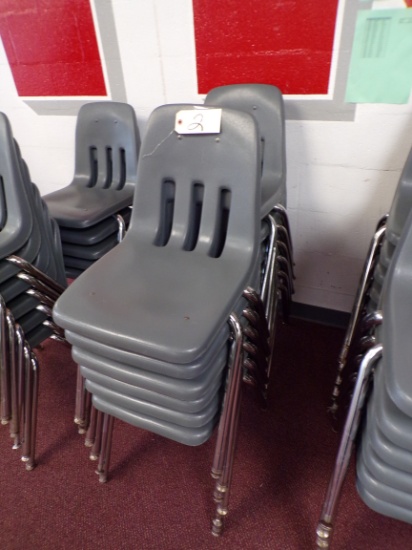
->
[346,9,412,104]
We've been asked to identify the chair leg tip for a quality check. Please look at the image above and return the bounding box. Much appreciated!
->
[316,521,332,549]
[211,518,223,537]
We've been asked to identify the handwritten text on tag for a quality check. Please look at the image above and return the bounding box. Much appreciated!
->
[175,108,222,134]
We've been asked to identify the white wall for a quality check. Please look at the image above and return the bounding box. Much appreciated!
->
[0,0,411,312]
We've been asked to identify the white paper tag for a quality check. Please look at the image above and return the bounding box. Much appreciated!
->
[175,108,222,134]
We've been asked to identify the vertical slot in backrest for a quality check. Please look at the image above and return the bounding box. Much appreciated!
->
[0,175,6,230]
[184,182,204,251]
[87,147,98,187]
[104,147,113,188]
[260,137,265,178]
[209,188,231,258]
[155,179,175,246]
[117,148,126,190]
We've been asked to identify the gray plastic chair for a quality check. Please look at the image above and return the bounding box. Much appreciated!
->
[205,84,293,321]
[54,105,261,358]
[43,102,139,278]
[205,84,286,213]
[53,103,273,534]
[44,102,140,228]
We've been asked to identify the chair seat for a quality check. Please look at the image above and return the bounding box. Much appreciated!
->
[62,233,119,260]
[86,379,220,428]
[357,452,412,511]
[59,207,131,245]
[73,345,227,401]
[45,184,134,229]
[367,410,412,474]
[360,436,412,493]
[81,364,223,413]
[65,326,230,379]
[357,480,412,525]
[375,375,412,452]
[92,395,217,447]
[54,238,256,363]
[63,256,94,271]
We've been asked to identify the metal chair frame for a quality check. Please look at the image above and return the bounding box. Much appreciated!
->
[316,344,383,549]
[328,220,387,419]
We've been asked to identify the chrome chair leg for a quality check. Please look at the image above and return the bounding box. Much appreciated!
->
[212,313,244,536]
[276,241,295,279]
[242,308,269,340]
[8,317,24,449]
[265,215,281,324]
[375,213,389,231]
[242,341,269,381]
[16,272,61,302]
[115,213,126,243]
[96,412,115,483]
[360,310,383,333]
[275,268,292,324]
[74,367,89,431]
[358,334,377,353]
[90,408,104,461]
[329,226,386,419]
[272,204,293,254]
[85,402,97,448]
[42,319,66,340]
[277,255,294,295]
[7,254,66,295]
[241,287,273,401]
[0,296,11,425]
[243,324,270,357]
[316,344,383,549]
[211,314,243,479]
[336,227,385,378]
[21,346,39,471]
[329,310,383,419]
[275,223,294,263]
[243,287,268,330]
[26,288,56,310]
[261,215,277,307]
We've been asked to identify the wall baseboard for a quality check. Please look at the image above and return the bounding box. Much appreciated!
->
[290,302,350,329]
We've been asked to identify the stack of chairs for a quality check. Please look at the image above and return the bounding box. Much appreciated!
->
[53,103,280,535]
[328,145,412,423]
[356,207,412,527]
[205,84,294,326]
[0,112,67,470]
[316,146,412,548]
[316,207,412,549]
[43,101,141,279]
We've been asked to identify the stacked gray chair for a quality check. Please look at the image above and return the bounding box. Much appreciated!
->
[43,101,140,278]
[0,112,67,470]
[316,208,412,549]
[53,103,274,535]
[205,84,294,327]
[329,146,412,422]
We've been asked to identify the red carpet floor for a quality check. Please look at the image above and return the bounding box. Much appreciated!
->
[1,318,412,550]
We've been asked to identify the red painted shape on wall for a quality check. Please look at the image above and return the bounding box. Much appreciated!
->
[192,0,339,95]
[0,0,106,97]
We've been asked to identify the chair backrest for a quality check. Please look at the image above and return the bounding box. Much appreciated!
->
[204,84,286,210]
[386,146,412,245]
[128,103,261,263]
[0,113,33,258]
[73,101,141,191]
